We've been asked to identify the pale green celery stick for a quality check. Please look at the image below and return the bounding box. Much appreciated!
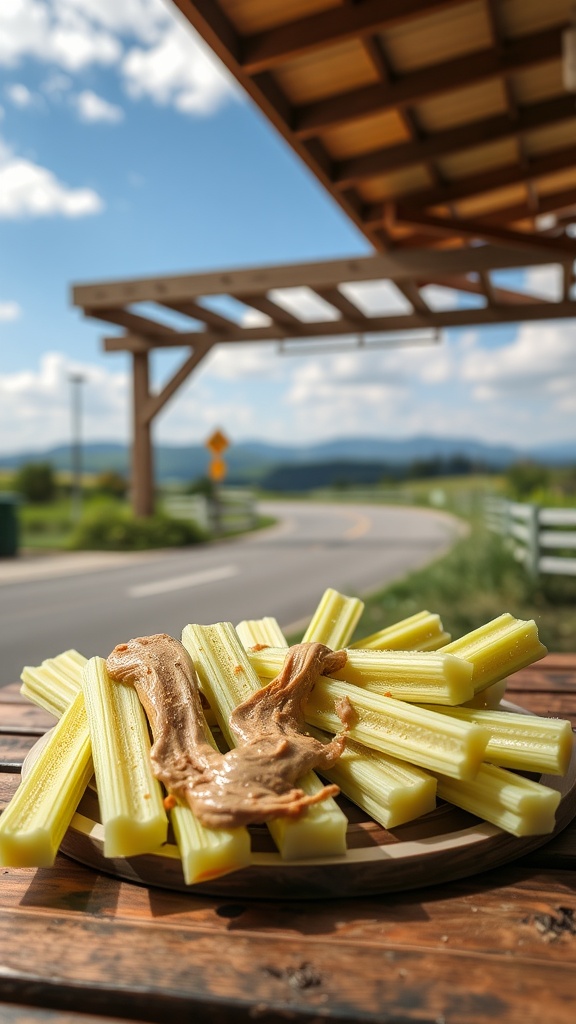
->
[302,587,364,649]
[419,704,574,775]
[236,616,288,649]
[464,679,508,710]
[21,649,248,880]
[20,650,87,718]
[182,621,348,860]
[248,646,474,705]
[308,726,436,828]
[306,677,489,780]
[169,803,251,885]
[350,611,450,652]
[441,614,547,695]
[434,763,561,837]
[81,656,168,858]
[0,689,92,867]
[238,618,437,827]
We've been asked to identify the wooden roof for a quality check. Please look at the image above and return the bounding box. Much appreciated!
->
[170,0,576,258]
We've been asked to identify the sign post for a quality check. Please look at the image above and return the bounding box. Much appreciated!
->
[205,429,230,534]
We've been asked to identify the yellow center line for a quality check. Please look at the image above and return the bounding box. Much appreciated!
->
[343,513,372,540]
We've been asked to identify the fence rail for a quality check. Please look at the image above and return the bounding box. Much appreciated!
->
[164,489,257,534]
[485,497,576,578]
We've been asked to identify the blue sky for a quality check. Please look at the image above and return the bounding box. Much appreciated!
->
[1,1,575,457]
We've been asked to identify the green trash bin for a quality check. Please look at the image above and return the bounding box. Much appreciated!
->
[0,493,19,557]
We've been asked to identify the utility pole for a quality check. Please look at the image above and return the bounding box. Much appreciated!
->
[70,373,84,523]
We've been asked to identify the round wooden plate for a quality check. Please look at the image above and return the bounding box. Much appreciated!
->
[24,713,576,899]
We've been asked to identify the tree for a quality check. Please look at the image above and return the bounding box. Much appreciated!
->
[14,462,57,503]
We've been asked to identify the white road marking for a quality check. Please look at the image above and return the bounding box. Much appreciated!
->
[128,564,238,598]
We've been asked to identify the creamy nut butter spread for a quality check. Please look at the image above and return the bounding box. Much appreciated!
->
[106,634,350,829]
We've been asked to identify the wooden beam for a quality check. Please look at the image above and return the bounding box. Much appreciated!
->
[312,287,370,323]
[395,281,431,315]
[392,207,576,257]
[104,299,576,351]
[240,0,463,75]
[160,299,238,333]
[478,271,498,307]
[142,343,213,424]
[234,293,304,331]
[333,94,576,185]
[75,246,557,311]
[563,263,574,302]
[417,275,545,306]
[293,25,566,137]
[84,307,181,338]
[364,144,576,224]
[132,351,154,518]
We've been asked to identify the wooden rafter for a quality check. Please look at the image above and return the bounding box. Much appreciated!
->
[333,94,576,186]
[292,25,566,138]
[391,208,576,257]
[239,0,464,75]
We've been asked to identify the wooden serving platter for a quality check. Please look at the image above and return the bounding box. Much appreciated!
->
[24,726,576,899]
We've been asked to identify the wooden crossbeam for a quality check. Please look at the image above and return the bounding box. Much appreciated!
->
[240,0,462,75]
[84,307,182,338]
[159,299,237,332]
[74,246,562,312]
[293,25,566,138]
[103,298,576,353]
[333,94,576,186]
[416,275,545,307]
[364,145,576,224]
[233,293,305,332]
[391,207,576,257]
[312,287,370,323]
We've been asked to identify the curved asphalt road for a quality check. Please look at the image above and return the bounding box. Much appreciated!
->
[0,501,465,686]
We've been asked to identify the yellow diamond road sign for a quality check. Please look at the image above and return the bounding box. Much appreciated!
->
[206,428,230,456]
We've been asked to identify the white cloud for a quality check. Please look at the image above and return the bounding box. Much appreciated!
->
[122,19,237,115]
[461,320,576,397]
[6,82,37,107]
[1,1,237,116]
[0,140,104,217]
[74,89,123,123]
[0,351,129,454]
[0,300,22,321]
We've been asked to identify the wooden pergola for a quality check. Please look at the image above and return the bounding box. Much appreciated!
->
[72,0,576,517]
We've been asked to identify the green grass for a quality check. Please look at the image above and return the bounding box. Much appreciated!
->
[348,523,576,654]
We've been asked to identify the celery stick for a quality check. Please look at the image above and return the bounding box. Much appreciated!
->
[435,763,561,837]
[182,622,348,859]
[236,616,288,648]
[442,614,547,694]
[419,704,574,775]
[302,587,364,649]
[82,657,168,858]
[20,649,86,718]
[248,646,474,705]
[169,803,251,885]
[0,690,92,867]
[350,610,450,652]
[306,676,489,780]
[309,727,436,829]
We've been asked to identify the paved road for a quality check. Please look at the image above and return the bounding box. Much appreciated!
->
[0,501,464,686]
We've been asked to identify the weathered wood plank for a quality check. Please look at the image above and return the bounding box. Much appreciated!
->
[0,1003,145,1024]
[0,773,20,810]
[0,735,36,770]
[0,879,575,1024]
[0,704,55,733]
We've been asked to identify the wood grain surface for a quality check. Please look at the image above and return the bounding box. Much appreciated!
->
[1,658,576,1024]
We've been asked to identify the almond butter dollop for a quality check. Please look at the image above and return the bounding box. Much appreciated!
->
[106,634,350,829]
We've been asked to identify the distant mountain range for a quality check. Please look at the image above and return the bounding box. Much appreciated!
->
[1,436,574,483]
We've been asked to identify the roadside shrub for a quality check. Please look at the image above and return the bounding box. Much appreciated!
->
[14,462,57,503]
[94,470,128,499]
[68,505,207,551]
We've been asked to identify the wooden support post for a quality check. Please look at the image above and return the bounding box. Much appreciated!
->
[132,351,154,518]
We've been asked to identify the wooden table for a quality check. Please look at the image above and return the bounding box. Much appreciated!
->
[2,656,576,1024]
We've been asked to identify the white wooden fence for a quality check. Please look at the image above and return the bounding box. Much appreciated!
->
[164,489,257,534]
[485,498,576,578]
